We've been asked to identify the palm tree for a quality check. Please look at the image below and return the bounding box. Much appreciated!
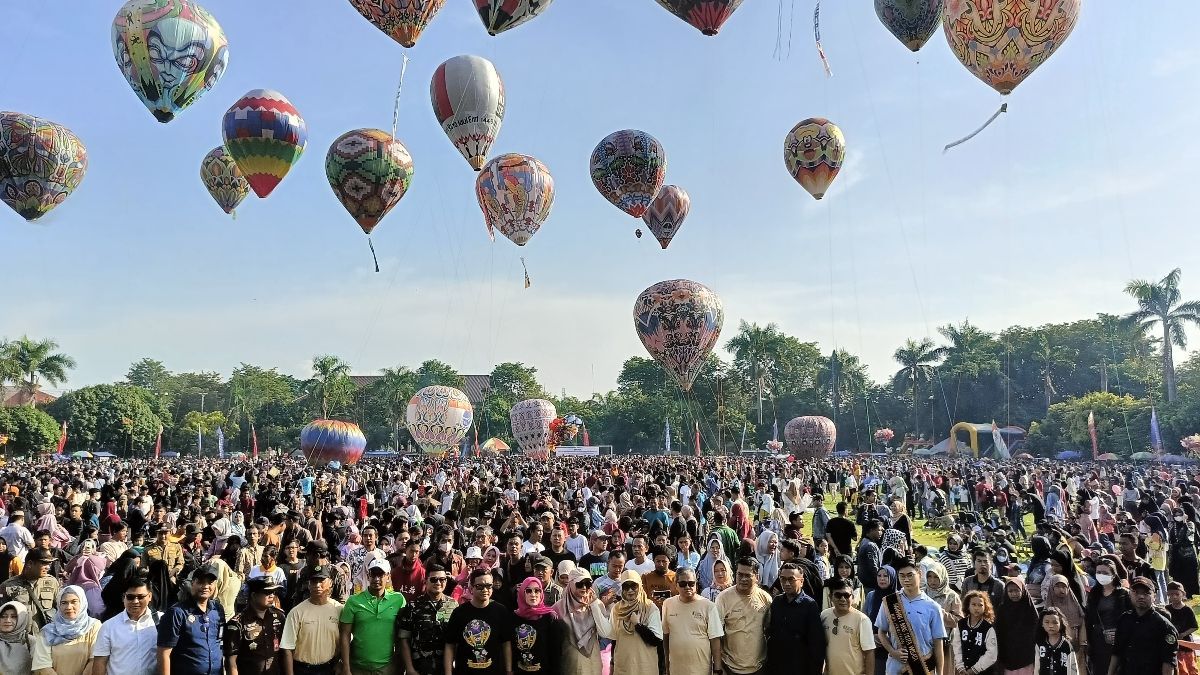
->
[373,366,418,450]
[1124,268,1200,402]
[817,349,867,420]
[726,322,789,424]
[892,338,946,435]
[1033,332,1076,414]
[308,354,352,418]
[0,336,76,406]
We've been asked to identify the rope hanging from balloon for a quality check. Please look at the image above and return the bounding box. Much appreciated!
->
[813,1,832,77]
[774,0,796,61]
[521,257,531,289]
[391,53,411,142]
[943,102,1007,152]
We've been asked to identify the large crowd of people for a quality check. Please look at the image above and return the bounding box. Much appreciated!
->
[0,452,1190,675]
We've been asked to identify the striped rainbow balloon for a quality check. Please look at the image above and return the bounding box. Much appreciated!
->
[300,419,366,467]
[222,89,307,198]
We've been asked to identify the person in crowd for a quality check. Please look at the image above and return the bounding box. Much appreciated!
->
[1084,558,1130,675]
[766,562,824,674]
[99,550,143,621]
[661,567,722,675]
[281,564,342,675]
[938,534,971,591]
[444,569,514,675]
[962,549,1006,609]
[953,591,998,675]
[2,547,61,628]
[995,578,1037,675]
[820,578,875,675]
[338,558,404,675]
[1166,580,1198,675]
[31,585,102,675]
[93,576,158,675]
[864,566,897,675]
[608,569,661,673]
[0,600,32,675]
[512,577,563,674]
[641,547,676,609]
[554,567,614,675]
[1109,576,1177,675]
[926,560,963,636]
[873,557,946,675]
[1033,607,1078,675]
[716,557,770,675]
[397,563,458,675]
[157,563,225,675]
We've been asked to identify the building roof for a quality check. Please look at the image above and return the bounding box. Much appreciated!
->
[350,374,492,406]
[0,387,57,408]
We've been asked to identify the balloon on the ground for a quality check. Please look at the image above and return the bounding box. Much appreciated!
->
[300,419,367,466]
[784,118,845,200]
[642,185,690,249]
[785,415,836,460]
[222,89,307,198]
[476,153,554,245]
[0,112,88,222]
[510,398,556,460]
[943,0,1081,95]
[655,0,745,36]
[633,279,724,392]
[347,0,446,48]
[112,0,229,123]
[475,0,555,35]
[590,130,666,219]
[326,129,414,235]
[481,437,510,452]
[874,0,943,51]
[199,146,249,215]
[406,385,473,456]
[430,55,504,170]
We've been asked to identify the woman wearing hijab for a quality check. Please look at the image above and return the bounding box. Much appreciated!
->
[555,567,613,675]
[229,511,247,541]
[608,570,662,674]
[1024,536,1053,606]
[925,561,963,635]
[31,586,101,675]
[66,541,107,619]
[864,566,897,675]
[994,578,1037,675]
[754,531,780,589]
[696,536,729,592]
[99,550,142,621]
[513,577,563,675]
[1170,506,1200,597]
[1042,574,1087,674]
[35,503,71,551]
[0,601,32,675]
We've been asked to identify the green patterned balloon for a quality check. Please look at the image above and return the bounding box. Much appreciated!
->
[325,129,413,234]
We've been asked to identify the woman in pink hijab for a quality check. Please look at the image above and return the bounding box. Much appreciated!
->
[513,577,563,674]
[65,540,107,618]
[35,503,71,550]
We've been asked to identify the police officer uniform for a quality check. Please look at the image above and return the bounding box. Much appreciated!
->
[225,577,287,675]
[1111,576,1178,675]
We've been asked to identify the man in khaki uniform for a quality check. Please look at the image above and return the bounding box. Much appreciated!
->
[281,564,343,675]
[145,525,185,583]
[716,557,771,675]
[0,548,60,627]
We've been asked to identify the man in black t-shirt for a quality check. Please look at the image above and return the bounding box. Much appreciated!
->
[445,569,514,675]
[577,530,611,579]
[825,501,858,558]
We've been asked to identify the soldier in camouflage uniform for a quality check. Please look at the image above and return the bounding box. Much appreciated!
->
[397,564,459,675]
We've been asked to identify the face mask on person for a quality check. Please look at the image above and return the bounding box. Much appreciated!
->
[1176,516,1186,522]
[1095,573,1114,587]
[1138,522,1150,534]
[439,542,451,553]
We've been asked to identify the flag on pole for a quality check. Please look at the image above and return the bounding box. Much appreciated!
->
[771,418,778,442]
[990,420,1010,460]
[582,425,590,447]
[217,426,225,458]
[1151,407,1163,453]
[664,418,671,454]
[56,421,68,455]
[474,427,480,458]
[197,426,203,456]
[740,423,747,452]
[251,425,259,459]
[154,425,163,459]
[1088,411,1098,460]
[694,421,701,457]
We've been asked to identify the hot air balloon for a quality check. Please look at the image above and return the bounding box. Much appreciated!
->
[199,146,249,216]
[633,279,724,392]
[300,419,367,466]
[430,55,504,170]
[642,185,690,250]
[326,129,414,234]
[222,89,307,198]
[874,0,943,51]
[406,385,473,456]
[784,415,836,460]
[347,0,446,48]
[0,112,88,222]
[654,0,745,36]
[510,398,556,460]
[476,153,554,245]
[784,118,845,200]
[943,0,1081,95]
[590,130,666,219]
[476,0,555,35]
[111,0,229,123]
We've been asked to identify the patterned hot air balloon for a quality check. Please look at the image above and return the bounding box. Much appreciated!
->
[784,415,836,460]
[347,0,446,48]
[406,385,473,457]
[476,153,554,245]
[111,0,229,123]
[943,0,1081,95]
[784,118,845,200]
[654,0,745,35]
[199,146,249,216]
[430,55,504,170]
[874,0,943,51]
[590,130,666,219]
[300,419,367,467]
[0,112,88,222]
[633,279,724,392]
[475,0,555,35]
[642,185,690,250]
[222,89,307,198]
[326,129,414,234]
[510,398,556,460]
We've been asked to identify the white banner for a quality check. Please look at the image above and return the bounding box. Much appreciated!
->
[554,446,601,457]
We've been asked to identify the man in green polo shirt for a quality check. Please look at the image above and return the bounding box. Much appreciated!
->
[339,558,407,675]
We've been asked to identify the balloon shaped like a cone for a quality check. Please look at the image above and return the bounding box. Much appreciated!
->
[431,55,504,171]
[874,0,943,52]
[347,0,446,48]
[510,398,556,460]
[943,0,1081,95]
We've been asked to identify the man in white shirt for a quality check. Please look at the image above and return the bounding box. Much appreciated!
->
[93,577,158,675]
[0,511,33,561]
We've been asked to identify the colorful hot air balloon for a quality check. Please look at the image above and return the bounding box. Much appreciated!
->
[943,0,1081,95]
[347,0,446,48]
[590,130,666,219]
[510,398,556,460]
[222,89,307,198]
[642,185,690,250]
[874,0,943,51]
[784,415,836,460]
[300,419,367,466]
[475,0,555,35]
[633,279,724,392]
[0,112,88,222]
[476,153,554,245]
[430,55,504,170]
[406,385,473,456]
[111,0,229,123]
[199,146,249,216]
[326,129,414,235]
[784,118,845,200]
[654,0,745,35]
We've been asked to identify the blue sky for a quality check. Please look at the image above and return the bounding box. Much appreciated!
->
[5,1,1200,398]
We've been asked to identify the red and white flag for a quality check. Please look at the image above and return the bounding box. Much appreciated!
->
[251,425,259,459]
[55,421,68,455]
[154,425,163,458]
[694,421,701,457]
